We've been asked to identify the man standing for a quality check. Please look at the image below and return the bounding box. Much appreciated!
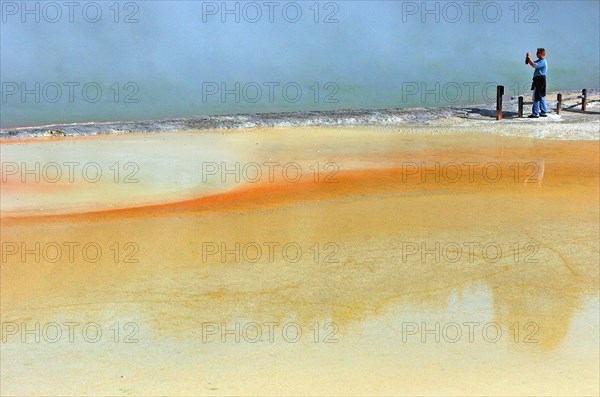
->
[526,48,548,118]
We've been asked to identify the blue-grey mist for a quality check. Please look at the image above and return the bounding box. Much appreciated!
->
[1,0,598,127]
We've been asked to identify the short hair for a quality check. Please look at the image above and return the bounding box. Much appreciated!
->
[537,48,546,55]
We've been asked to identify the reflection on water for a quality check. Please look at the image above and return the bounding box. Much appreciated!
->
[1,129,598,395]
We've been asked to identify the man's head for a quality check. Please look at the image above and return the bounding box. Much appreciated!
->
[536,48,546,59]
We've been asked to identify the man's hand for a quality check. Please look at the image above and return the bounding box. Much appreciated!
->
[526,52,535,68]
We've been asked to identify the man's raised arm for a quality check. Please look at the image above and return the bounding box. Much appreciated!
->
[526,52,536,68]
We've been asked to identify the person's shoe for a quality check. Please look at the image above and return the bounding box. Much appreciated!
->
[540,113,548,117]
[528,114,540,118]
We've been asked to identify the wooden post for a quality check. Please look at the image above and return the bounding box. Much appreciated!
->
[518,96,523,117]
[556,93,562,115]
[496,85,504,121]
[582,89,587,111]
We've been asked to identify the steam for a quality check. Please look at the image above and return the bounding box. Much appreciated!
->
[1,0,598,127]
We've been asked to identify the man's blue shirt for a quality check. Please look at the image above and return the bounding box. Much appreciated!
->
[533,58,547,77]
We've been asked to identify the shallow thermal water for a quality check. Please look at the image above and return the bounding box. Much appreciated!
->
[1,127,598,396]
